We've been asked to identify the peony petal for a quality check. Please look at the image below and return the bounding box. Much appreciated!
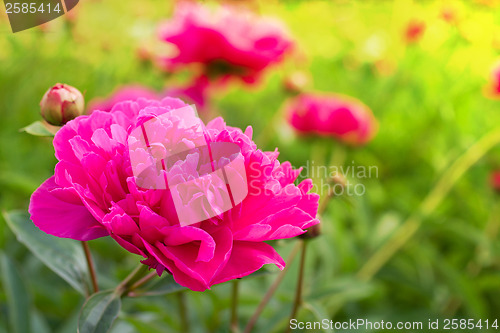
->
[212,241,284,285]
[29,177,108,241]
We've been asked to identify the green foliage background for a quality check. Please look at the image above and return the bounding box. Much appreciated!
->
[2,0,500,332]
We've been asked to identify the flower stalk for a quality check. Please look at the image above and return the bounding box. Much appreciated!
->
[243,242,301,333]
[81,241,99,295]
[177,291,190,332]
[230,280,240,333]
[115,264,149,296]
[286,240,308,333]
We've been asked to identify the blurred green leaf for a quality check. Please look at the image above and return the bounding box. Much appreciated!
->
[303,301,334,333]
[108,321,135,333]
[122,315,171,333]
[31,310,51,333]
[19,121,58,137]
[78,290,121,333]
[56,307,81,333]
[3,210,90,295]
[0,252,30,333]
[306,277,375,303]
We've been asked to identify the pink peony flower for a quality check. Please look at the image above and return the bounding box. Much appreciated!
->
[286,93,377,146]
[29,97,319,291]
[157,2,294,83]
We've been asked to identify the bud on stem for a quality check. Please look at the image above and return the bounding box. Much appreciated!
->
[40,83,85,126]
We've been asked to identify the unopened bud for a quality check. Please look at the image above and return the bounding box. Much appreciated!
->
[283,71,311,94]
[40,83,85,126]
[299,224,321,239]
[331,174,347,188]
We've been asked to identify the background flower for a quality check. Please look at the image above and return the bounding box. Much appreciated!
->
[286,93,377,146]
[405,19,426,43]
[157,2,294,83]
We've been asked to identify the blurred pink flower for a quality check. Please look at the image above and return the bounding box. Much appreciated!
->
[484,60,500,99]
[88,85,159,113]
[29,97,319,291]
[157,2,294,83]
[88,82,210,113]
[286,93,377,146]
[405,19,425,43]
[440,6,458,24]
[164,75,210,108]
[490,171,500,191]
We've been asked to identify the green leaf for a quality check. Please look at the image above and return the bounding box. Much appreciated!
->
[3,210,90,295]
[303,301,334,333]
[78,291,122,333]
[31,310,51,333]
[20,121,59,136]
[108,321,136,333]
[306,277,375,303]
[0,253,31,333]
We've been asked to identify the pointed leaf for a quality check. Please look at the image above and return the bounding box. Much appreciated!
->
[303,301,334,333]
[0,253,31,333]
[78,291,121,333]
[20,121,59,136]
[3,210,90,295]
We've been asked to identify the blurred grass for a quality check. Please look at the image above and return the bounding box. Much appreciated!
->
[2,0,500,332]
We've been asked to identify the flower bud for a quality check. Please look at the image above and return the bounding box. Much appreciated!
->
[283,71,311,94]
[40,83,85,125]
[298,224,320,239]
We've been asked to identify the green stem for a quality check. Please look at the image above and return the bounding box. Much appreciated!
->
[127,271,157,294]
[230,280,240,333]
[81,241,98,295]
[286,240,308,333]
[177,291,190,332]
[243,242,302,333]
[357,127,500,281]
[115,264,149,296]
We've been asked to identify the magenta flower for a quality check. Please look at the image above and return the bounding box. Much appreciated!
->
[286,93,377,146]
[29,97,319,291]
[157,2,294,83]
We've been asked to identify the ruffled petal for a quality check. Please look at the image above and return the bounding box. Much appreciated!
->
[29,177,108,241]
